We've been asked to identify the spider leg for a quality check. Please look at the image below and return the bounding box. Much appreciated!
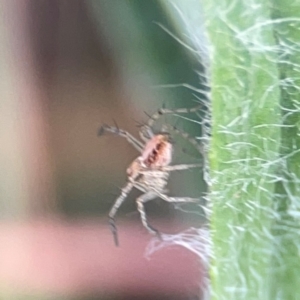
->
[164,123,205,157]
[136,192,161,239]
[135,119,153,142]
[139,105,203,141]
[137,164,202,176]
[98,124,144,152]
[109,181,134,246]
[132,181,199,204]
[146,105,202,129]
[151,188,199,203]
[139,125,154,143]
[161,163,202,172]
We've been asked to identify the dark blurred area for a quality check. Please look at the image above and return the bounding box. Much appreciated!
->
[0,1,207,299]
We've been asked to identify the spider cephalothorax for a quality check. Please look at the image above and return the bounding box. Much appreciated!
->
[98,105,204,246]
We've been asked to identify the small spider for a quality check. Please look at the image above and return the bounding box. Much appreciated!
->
[98,105,204,246]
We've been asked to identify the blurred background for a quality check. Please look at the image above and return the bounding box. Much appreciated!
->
[0,1,208,299]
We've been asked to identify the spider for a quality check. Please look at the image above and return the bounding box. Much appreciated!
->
[98,105,204,246]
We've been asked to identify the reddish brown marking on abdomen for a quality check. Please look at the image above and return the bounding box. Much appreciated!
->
[141,134,172,168]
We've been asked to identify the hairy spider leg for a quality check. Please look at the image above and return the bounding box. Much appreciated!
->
[133,181,199,203]
[108,181,135,246]
[160,163,203,171]
[164,124,205,157]
[98,124,144,152]
[135,188,198,238]
[136,192,161,238]
[137,111,155,143]
[137,163,202,174]
[139,104,203,140]
[154,192,199,203]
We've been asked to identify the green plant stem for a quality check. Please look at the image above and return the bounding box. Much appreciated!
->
[203,1,281,299]
[269,1,300,299]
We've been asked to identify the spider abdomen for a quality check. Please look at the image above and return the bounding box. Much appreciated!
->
[141,134,172,168]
